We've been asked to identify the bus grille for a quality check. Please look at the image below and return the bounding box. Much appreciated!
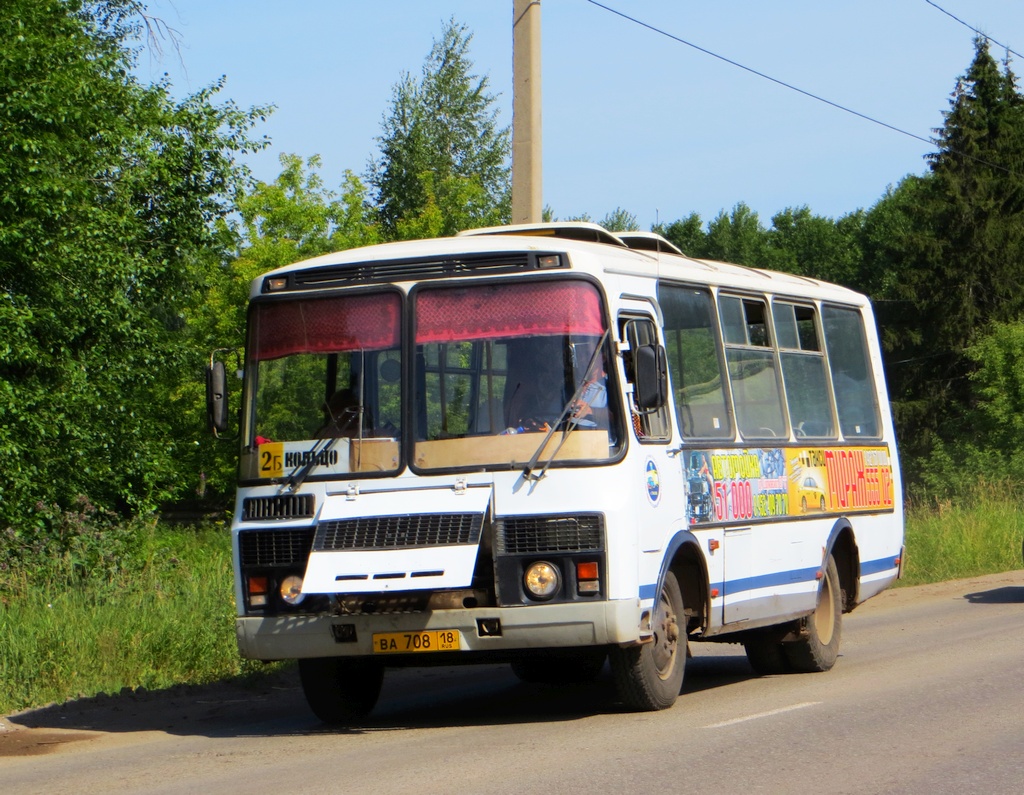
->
[242,494,315,521]
[239,528,316,567]
[496,514,605,555]
[314,513,484,551]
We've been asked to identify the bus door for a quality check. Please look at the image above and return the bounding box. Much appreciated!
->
[617,309,679,558]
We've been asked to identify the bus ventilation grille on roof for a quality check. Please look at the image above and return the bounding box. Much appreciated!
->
[291,253,548,288]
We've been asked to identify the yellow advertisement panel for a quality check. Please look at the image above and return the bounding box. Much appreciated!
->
[684,446,894,525]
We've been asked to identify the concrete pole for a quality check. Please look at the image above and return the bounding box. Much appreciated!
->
[512,0,542,224]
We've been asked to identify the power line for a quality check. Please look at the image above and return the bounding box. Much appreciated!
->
[924,0,1024,62]
[583,0,1016,177]
[583,0,935,150]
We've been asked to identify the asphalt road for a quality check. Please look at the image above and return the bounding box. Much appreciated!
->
[3,570,1023,795]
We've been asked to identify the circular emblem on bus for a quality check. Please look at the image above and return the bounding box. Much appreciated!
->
[645,458,661,506]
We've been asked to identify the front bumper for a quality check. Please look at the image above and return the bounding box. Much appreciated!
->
[236,597,642,660]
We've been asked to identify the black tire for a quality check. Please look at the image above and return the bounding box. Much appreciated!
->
[298,657,384,725]
[510,648,608,684]
[743,638,791,676]
[610,570,686,711]
[783,554,842,672]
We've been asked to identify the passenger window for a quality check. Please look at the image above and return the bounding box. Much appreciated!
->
[822,305,881,438]
[658,284,732,439]
[719,295,786,440]
[775,302,835,439]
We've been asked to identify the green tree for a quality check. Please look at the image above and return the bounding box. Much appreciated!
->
[0,0,268,527]
[767,206,864,287]
[704,203,775,267]
[865,38,1024,477]
[656,213,708,258]
[368,19,511,238]
[600,207,638,232]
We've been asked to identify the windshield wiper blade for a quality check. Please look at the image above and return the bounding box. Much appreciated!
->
[280,410,358,494]
[522,329,610,482]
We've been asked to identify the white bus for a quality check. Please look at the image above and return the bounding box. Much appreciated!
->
[207,222,904,722]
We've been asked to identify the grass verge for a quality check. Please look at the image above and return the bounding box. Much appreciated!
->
[899,484,1024,586]
[2,487,1022,716]
[0,522,276,717]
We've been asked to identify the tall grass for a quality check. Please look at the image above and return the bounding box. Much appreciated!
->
[0,522,273,717]
[899,481,1024,586]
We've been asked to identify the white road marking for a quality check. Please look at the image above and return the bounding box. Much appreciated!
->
[705,701,821,728]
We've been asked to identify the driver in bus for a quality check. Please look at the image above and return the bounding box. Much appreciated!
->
[503,336,609,433]
[504,336,568,432]
[318,388,364,438]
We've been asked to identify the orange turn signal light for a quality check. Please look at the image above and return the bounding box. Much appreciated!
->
[576,561,599,581]
[248,575,268,595]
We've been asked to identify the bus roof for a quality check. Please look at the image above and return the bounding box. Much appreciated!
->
[253,223,868,306]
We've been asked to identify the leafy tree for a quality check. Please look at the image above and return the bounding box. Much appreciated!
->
[368,19,511,238]
[922,321,1024,496]
[0,0,268,527]
[704,203,777,267]
[226,154,379,326]
[600,207,638,232]
[656,213,708,258]
[767,206,864,287]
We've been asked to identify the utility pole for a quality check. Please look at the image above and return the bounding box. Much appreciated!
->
[512,0,542,223]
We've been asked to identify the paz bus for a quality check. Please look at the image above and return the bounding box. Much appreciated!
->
[206,222,904,722]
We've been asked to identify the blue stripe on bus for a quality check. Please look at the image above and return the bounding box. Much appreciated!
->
[638,555,898,600]
[859,555,900,576]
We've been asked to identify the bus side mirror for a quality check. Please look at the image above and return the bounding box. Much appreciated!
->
[633,343,668,411]
[206,359,229,436]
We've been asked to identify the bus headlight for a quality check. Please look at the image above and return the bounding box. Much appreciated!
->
[279,574,305,606]
[523,561,560,600]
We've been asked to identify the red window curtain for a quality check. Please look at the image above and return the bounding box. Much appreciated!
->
[252,293,401,361]
[416,281,604,343]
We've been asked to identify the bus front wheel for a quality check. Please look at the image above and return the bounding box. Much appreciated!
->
[298,657,384,724]
[610,570,686,711]
[784,554,842,672]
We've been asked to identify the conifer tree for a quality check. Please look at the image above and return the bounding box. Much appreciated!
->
[368,20,511,238]
[868,37,1024,475]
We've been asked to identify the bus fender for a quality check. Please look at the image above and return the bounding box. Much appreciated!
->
[824,517,860,610]
[640,528,708,640]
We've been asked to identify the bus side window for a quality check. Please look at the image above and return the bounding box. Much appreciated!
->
[774,302,836,439]
[658,284,733,440]
[822,305,881,438]
[719,295,787,440]
[620,316,671,441]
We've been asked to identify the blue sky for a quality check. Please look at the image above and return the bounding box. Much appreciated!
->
[142,0,1024,230]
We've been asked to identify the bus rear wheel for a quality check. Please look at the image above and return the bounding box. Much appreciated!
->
[298,657,384,725]
[784,554,842,672]
[610,570,686,711]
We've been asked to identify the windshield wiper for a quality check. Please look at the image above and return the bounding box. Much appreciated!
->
[281,406,360,494]
[522,329,610,482]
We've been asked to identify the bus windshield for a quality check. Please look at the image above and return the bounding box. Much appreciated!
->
[412,279,623,471]
[245,291,403,477]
